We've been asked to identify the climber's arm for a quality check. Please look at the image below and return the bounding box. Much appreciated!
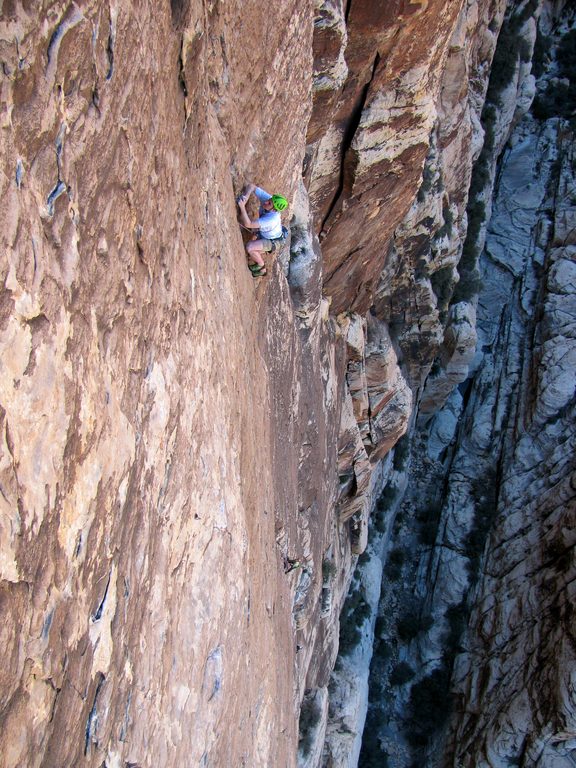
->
[237,200,260,229]
[237,185,260,229]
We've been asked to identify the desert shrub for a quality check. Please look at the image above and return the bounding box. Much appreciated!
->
[388,547,405,567]
[373,485,397,534]
[481,105,497,153]
[469,153,491,199]
[532,28,552,78]
[322,558,337,583]
[359,710,390,767]
[358,550,371,567]
[416,501,443,545]
[406,666,453,747]
[465,469,499,576]
[374,615,387,638]
[384,547,405,580]
[338,615,362,655]
[452,269,483,303]
[435,200,455,240]
[532,29,576,127]
[464,199,486,250]
[444,601,471,654]
[390,661,416,686]
[377,484,397,511]
[454,186,485,303]
[392,434,411,471]
[532,81,570,121]
[397,608,434,642]
[557,28,576,81]
[486,0,538,104]
[339,586,372,655]
[417,160,435,202]
[431,266,455,311]
[375,637,392,661]
[371,510,387,535]
[298,693,321,757]
[487,36,520,104]
[368,678,385,704]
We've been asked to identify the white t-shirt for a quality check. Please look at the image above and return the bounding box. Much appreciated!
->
[255,186,282,240]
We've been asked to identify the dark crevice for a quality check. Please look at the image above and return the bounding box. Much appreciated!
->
[344,0,354,25]
[320,53,380,235]
[47,24,63,64]
[178,37,188,97]
[119,691,132,742]
[92,570,112,622]
[106,22,114,80]
[46,181,67,216]
[170,0,190,30]
[84,673,105,756]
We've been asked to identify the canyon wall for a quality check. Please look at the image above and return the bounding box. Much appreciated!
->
[1,0,574,767]
[353,2,576,767]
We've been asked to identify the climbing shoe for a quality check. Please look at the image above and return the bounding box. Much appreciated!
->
[248,263,266,277]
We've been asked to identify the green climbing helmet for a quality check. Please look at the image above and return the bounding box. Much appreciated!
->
[272,194,288,211]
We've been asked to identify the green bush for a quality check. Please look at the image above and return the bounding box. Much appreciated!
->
[339,617,362,655]
[452,269,483,303]
[374,615,387,638]
[465,199,487,249]
[397,609,434,642]
[557,28,576,81]
[532,29,576,127]
[359,711,390,767]
[339,587,372,655]
[444,601,471,654]
[486,0,539,104]
[465,469,499,577]
[416,501,443,545]
[407,666,453,747]
[372,510,387,535]
[377,484,397,511]
[532,28,552,78]
[417,161,435,202]
[384,546,405,580]
[392,434,411,471]
[358,549,371,566]
[533,81,570,121]
[370,677,385,703]
[322,558,337,582]
[435,200,454,240]
[298,693,321,757]
[390,661,416,686]
[374,635,393,662]
[431,265,455,311]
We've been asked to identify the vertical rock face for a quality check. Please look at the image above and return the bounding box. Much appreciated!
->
[1,0,573,767]
[0,2,323,766]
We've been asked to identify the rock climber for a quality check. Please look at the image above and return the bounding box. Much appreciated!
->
[284,557,303,574]
[236,182,288,277]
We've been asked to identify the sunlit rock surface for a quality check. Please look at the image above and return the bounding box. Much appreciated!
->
[1,0,574,767]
